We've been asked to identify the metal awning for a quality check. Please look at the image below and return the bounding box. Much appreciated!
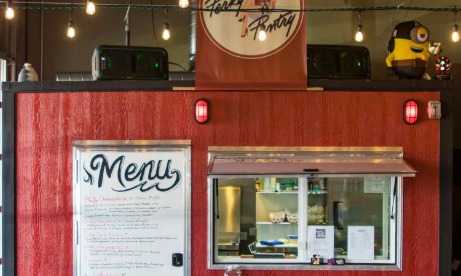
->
[208,146,416,177]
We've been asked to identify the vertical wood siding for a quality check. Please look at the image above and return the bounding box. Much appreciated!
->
[15,91,440,276]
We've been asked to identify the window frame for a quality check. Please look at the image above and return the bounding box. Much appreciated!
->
[208,175,403,270]
[207,147,409,271]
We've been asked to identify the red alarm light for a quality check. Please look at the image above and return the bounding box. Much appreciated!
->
[403,99,418,125]
[195,99,209,124]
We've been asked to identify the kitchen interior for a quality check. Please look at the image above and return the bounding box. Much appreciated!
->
[214,176,388,260]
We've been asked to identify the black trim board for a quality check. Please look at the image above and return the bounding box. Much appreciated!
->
[3,90,15,276]
[1,79,454,93]
[440,86,453,276]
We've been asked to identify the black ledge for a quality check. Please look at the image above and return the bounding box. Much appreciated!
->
[1,79,454,93]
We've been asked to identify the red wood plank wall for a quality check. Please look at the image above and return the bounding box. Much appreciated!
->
[15,91,440,276]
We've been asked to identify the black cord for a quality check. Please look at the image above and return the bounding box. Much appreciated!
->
[169,62,187,72]
[150,0,157,47]
[13,4,461,13]
[390,177,397,220]
[214,179,220,219]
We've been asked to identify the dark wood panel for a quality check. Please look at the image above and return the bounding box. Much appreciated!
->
[15,91,440,275]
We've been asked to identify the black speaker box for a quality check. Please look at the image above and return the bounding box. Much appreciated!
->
[307,44,371,79]
[92,45,169,80]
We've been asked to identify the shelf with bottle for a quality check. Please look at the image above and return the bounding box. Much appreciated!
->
[307,204,327,225]
[255,177,298,193]
[257,191,298,194]
[307,177,328,195]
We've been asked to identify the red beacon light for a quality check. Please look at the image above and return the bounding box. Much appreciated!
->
[403,99,418,125]
[194,98,209,124]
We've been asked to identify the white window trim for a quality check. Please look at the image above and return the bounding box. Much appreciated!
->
[208,175,403,270]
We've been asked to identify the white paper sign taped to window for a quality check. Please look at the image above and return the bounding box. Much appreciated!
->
[364,177,391,194]
[347,226,375,260]
[307,225,334,262]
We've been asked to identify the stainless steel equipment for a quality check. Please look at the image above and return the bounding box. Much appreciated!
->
[217,186,241,256]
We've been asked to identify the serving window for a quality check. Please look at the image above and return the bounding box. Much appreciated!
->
[207,147,415,270]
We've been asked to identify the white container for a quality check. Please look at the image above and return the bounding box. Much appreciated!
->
[263,177,270,191]
[270,177,276,191]
[18,63,39,82]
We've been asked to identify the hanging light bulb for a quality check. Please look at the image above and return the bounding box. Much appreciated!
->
[5,1,14,20]
[258,24,267,41]
[178,0,189,8]
[162,10,170,40]
[355,24,364,42]
[162,22,170,40]
[67,20,76,38]
[86,1,96,15]
[452,10,460,42]
[452,24,460,42]
[67,6,75,38]
[354,11,364,42]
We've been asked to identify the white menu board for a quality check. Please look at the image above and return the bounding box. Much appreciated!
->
[73,140,191,276]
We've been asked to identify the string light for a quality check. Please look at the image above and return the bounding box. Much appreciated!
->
[258,24,267,41]
[452,24,460,42]
[3,3,461,43]
[86,0,96,15]
[452,10,460,42]
[257,5,268,41]
[162,22,170,40]
[67,6,76,38]
[67,20,76,38]
[355,11,364,42]
[178,0,189,9]
[4,4,461,12]
[5,0,14,20]
[162,11,170,40]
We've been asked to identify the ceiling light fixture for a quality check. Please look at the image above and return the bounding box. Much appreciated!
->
[258,24,267,41]
[86,0,96,15]
[5,0,14,20]
[355,11,364,42]
[178,0,189,9]
[162,10,170,40]
[67,5,76,38]
[452,10,460,42]
[258,5,268,42]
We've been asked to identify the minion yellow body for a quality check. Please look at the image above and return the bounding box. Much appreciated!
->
[386,21,438,79]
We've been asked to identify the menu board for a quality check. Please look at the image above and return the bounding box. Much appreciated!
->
[347,226,375,260]
[73,141,191,276]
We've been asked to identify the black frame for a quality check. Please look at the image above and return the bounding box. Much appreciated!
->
[1,79,453,276]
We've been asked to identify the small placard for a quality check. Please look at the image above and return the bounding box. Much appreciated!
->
[364,177,390,193]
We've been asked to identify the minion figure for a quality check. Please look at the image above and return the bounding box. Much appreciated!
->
[386,21,442,79]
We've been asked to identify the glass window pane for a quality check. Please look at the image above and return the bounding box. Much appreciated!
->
[211,175,399,267]
[307,176,392,262]
[213,177,300,262]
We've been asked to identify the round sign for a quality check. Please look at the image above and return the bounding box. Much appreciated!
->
[199,0,304,59]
